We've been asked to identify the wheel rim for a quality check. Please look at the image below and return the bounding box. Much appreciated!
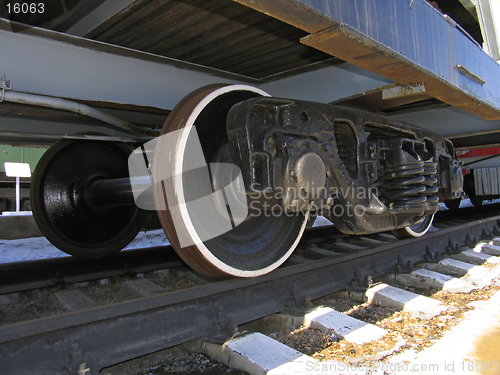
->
[153,84,309,278]
[31,139,144,258]
[391,214,435,238]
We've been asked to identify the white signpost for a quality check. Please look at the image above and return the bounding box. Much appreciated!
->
[3,162,31,213]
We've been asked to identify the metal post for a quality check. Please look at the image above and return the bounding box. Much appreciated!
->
[15,176,20,212]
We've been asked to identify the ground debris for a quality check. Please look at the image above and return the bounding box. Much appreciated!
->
[274,276,500,364]
[102,352,248,375]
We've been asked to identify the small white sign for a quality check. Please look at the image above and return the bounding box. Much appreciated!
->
[4,162,31,178]
[382,83,426,100]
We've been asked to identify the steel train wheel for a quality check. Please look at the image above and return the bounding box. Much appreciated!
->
[153,85,309,279]
[391,214,435,238]
[469,194,484,207]
[31,139,144,259]
[444,199,461,210]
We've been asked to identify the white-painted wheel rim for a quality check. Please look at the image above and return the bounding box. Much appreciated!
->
[166,85,309,277]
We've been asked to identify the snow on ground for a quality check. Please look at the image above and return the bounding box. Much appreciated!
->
[124,229,171,249]
[0,236,67,263]
[0,229,170,264]
[312,216,332,227]
[0,216,334,264]
[1,198,498,264]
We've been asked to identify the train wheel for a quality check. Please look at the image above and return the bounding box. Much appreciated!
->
[153,85,309,279]
[391,214,434,238]
[444,199,461,210]
[469,194,484,207]
[31,139,144,259]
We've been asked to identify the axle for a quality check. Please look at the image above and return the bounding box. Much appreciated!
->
[87,177,137,208]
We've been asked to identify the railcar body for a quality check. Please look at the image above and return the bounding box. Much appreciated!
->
[1,0,500,277]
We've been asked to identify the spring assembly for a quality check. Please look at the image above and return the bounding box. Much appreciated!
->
[422,161,439,207]
[374,160,439,211]
[383,162,426,209]
[371,136,440,211]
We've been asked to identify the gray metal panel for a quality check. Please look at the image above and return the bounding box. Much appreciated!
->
[0,20,247,110]
[261,61,393,104]
[0,19,397,141]
[393,106,500,137]
[475,169,483,195]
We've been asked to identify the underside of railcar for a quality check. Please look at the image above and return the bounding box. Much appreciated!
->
[1,0,499,278]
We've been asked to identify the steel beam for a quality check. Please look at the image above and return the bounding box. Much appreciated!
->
[392,106,500,153]
[66,0,136,37]
[0,20,250,111]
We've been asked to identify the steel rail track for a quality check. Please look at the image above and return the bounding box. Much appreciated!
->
[2,208,500,375]
[0,204,490,292]
[0,228,345,295]
[1,203,496,295]
[0,245,183,294]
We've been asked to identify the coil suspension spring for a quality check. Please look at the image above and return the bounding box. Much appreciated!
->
[378,160,438,209]
[422,161,439,206]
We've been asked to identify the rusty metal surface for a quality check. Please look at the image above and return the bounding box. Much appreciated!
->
[230,0,500,120]
[302,23,500,121]
[232,0,334,33]
[296,0,500,120]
